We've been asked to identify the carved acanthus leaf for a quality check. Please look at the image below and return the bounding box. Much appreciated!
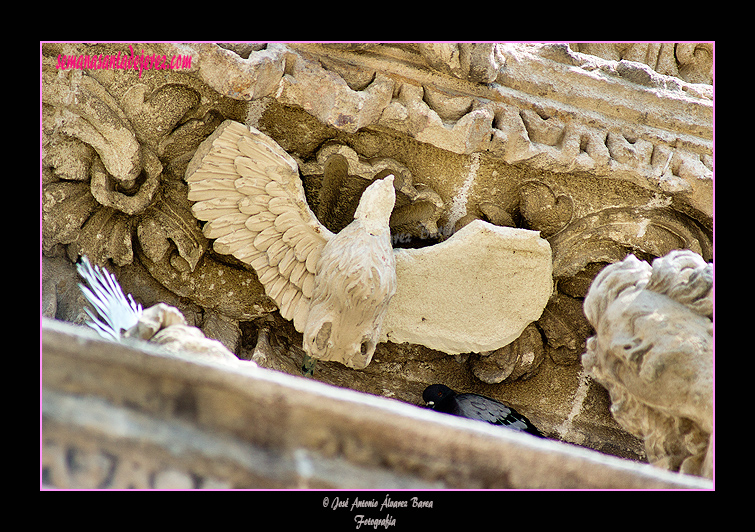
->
[89,150,162,216]
[42,51,249,276]
[471,323,545,384]
[42,67,143,190]
[137,181,208,272]
[67,208,135,267]
[170,43,287,101]
[538,293,593,366]
[519,180,574,237]
[122,83,201,147]
[42,181,99,252]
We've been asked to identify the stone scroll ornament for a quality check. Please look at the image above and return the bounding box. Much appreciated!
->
[582,250,713,478]
[185,120,397,371]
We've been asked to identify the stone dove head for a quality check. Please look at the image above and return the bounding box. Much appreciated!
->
[353,174,395,232]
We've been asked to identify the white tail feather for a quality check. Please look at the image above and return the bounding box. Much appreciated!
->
[76,256,142,341]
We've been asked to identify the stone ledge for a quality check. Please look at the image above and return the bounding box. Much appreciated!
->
[41,318,712,489]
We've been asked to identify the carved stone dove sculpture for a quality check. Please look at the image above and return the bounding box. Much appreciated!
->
[186,120,397,370]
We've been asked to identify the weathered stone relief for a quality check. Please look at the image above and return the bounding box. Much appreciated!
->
[583,250,713,478]
[568,43,713,85]
[42,42,713,477]
[297,141,445,240]
[43,438,233,489]
[125,302,242,363]
[42,44,276,327]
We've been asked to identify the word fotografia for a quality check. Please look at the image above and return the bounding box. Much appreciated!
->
[54,45,192,78]
[354,514,397,530]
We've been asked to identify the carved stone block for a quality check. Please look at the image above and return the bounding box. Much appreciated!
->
[381,220,553,353]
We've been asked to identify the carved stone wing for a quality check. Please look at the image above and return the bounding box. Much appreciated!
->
[185,120,334,332]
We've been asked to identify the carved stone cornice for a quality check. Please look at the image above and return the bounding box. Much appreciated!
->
[269,43,713,217]
[47,43,713,223]
[162,42,711,221]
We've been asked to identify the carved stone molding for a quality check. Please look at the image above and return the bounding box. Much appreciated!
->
[569,43,713,85]
[165,43,711,217]
[277,43,713,219]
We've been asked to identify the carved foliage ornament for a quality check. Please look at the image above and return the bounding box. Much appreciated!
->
[41,49,281,323]
[42,63,220,268]
[297,141,444,241]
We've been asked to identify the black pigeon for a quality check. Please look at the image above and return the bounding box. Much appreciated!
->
[423,384,544,437]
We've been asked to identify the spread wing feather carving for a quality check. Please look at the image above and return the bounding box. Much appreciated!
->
[186,120,334,332]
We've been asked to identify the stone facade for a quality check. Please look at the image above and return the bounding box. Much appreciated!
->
[41,42,714,488]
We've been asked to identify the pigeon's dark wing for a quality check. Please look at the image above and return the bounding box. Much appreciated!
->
[453,393,543,437]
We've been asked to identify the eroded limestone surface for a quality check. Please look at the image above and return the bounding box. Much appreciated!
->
[383,220,552,353]
[583,251,713,478]
[42,42,714,484]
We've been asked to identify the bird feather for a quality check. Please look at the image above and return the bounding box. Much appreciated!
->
[186,120,333,334]
[186,120,397,370]
[76,256,142,342]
